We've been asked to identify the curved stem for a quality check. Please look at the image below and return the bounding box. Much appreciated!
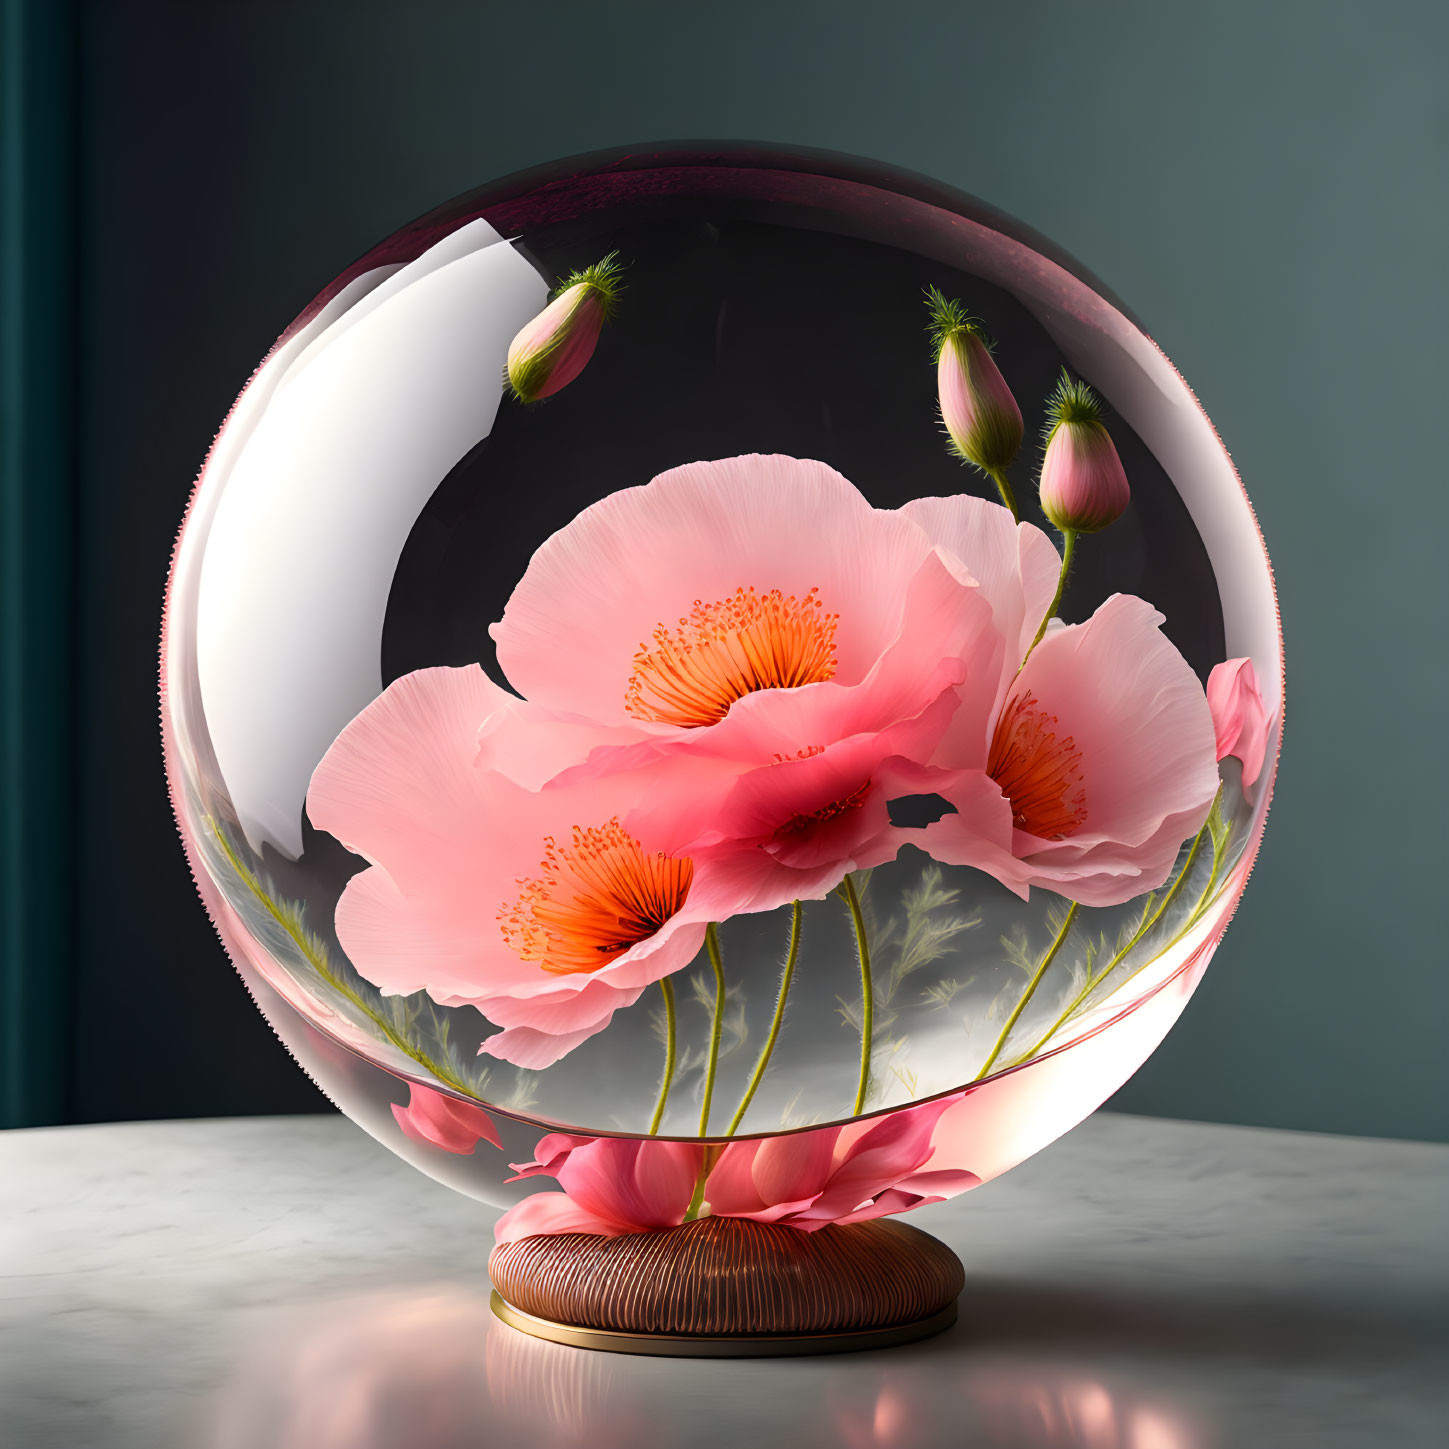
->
[1185,832,1228,928]
[987,465,1019,522]
[976,902,1079,1080]
[210,823,480,1099]
[647,976,678,1135]
[725,901,803,1136]
[1015,823,1208,1065]
[683,1143,723,1222]
[697,924,727,1137]
[1023,528,1076,665]
[840,874,875,1116]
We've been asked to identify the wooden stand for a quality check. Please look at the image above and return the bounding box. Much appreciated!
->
[488,1215,963,1358]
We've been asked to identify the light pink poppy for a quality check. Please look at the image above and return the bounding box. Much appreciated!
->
[515,481,1058,914]
[492,1096,978,1245]
[491,454,979,734]
[391,1082,501,1155]
[1207,657,1271,788]
[307,665,744,1069]
[912,594,1220,907]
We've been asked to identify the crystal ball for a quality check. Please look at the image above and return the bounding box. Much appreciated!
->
[161,145,1280,1220]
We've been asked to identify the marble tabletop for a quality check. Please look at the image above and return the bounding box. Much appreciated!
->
[2,1110,1446,1449]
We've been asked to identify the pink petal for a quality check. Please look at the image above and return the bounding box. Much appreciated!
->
[911,769,1035,900]
[1015,799,1218,908]
[390,1083,500,1154]
[474,698,652,790]
[479,1022,621,1069]
[307,665,517,897]
[815,1173,979,1229]
[806,1095,959,1219]
[706,1127,841,1219]
[492,1190,625,1246]
[1014,594,1218,850]
[1206,657,1271,788]
[553,1137,704,1232]
[490,455,934,723]
[507,1133,589,1180]
[900,495,1061,682]
[476,977,644,1034]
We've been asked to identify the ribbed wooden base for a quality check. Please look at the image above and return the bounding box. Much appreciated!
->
[488,1216,964,1357]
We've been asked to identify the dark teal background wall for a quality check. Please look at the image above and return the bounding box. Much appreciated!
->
[4,0,1446,1138]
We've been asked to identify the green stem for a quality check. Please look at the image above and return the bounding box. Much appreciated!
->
[725,901,802,1136]
[697,924,727,1137]
[840,874,875,1116]
[975,902,1079,1080]
[1080,831,1231,1013]
[683,1143,723,1222]
[1023,528,1076,664]
[1186,833,1227,927]
[1012,796,1233,1067]
[1015,823,1208,1065]
[647,977,677,1135]
[987,465,1019,522]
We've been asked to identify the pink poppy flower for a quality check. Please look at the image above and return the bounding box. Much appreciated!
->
[912,594,1220,907]
[492,1096,978,1245]
[1207,657,1271,788]
[307,665,742,1069]
[490,454,985,734]
[497,466,1056,913]
[391,1082,500,1155]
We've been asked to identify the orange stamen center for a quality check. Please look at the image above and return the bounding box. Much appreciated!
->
[625,585,839,727]
[987,691,1088,840]
[499,819,694,975]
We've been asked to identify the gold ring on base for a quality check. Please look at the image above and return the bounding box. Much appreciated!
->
[489,1290,957,1357]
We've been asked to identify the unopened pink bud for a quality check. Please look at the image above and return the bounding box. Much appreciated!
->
[506,252,622,403]
[1037,374,1130,534]
[1206,657,1271,788]
[926,287,1022,473]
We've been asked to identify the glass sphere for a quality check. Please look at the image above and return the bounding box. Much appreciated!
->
[161,145,1280,1221]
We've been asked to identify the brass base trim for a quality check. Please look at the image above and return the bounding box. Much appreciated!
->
[489,1290,957,1358]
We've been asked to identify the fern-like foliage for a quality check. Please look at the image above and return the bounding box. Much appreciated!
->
[207,819,493,1100]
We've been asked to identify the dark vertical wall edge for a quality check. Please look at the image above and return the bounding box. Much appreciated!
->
[0,0,77,1127]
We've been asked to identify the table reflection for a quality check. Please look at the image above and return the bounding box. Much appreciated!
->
[205,1287,637,1449]
[832,1365,1204,1448]
[202,1287,1206,1449]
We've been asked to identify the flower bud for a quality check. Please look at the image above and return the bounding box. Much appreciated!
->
[1206,657,1271,788]
[506,252,622,403]
[926,287,1023,473]
[1038,373,1130,533]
